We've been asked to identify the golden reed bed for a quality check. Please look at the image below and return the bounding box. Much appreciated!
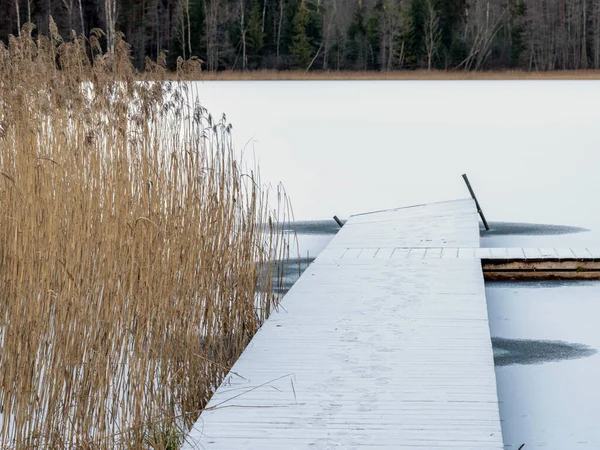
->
[0,22,291,449]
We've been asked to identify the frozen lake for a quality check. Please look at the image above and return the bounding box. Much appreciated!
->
[196,80,600,449]
[487,281,600,449]
[195,80,600,227]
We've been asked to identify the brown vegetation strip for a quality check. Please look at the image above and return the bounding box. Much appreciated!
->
[0,25,291,449]
[179,69,600,81]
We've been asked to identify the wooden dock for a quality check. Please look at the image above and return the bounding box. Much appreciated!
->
[184,198,506,449]
[480,248,600,280]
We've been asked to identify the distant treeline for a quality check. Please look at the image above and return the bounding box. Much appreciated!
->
[2,0,600,72]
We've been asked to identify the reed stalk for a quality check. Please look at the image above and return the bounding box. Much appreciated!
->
[0,22,291,449]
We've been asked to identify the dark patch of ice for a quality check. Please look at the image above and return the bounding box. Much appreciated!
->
[492,337,597,366]
[283,220,344,235]
[481,222,588,237]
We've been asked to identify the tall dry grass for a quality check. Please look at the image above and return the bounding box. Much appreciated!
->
[0,22,291,449]
[187,68,600,81]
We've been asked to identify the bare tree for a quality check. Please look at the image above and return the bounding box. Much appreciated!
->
[593,0,600,68]
[14,0,21,37]
[261,0,267,35]
[186,0,192,58]
[79,0,84,34]
[177,1,187,59]
[321,0,337,69]
[204,0,219,71]
[104,0,117,52]
[277,0,284,65]
[321,0,355,70]
[185,0,192,58]
[581,0,588,68]
[61,0,75,33]
[424,0,441,70]
[378,0,404,70]
[521,0,590,70]
[462,0,507,70]
[239,0,247,70]
[176,0,193,60]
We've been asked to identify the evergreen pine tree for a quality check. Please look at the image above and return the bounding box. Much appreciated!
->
[509,0,526,67]
[346,5,367,70]
[291,1,311,69]
[404,0,426,69]
[436,0,466,66]
[366,7,382,70]
[247,0,265,68]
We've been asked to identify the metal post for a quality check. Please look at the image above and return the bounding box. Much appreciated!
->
[462,174,490,231]
[333,215,343,228]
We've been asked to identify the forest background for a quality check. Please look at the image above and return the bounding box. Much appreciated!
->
[2,0,599,73]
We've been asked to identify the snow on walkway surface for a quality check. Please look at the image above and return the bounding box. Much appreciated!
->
[184,198,504,449]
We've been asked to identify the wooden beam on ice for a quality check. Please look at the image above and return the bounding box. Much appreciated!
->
[462,174,490,231]
[482,258,600,280]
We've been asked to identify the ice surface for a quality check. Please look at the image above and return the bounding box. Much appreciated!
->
[193,80,600,227]
[195,80,600,449]
[487,283,600,449]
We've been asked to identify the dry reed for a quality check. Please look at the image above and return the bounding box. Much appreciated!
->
[0,22,291,449]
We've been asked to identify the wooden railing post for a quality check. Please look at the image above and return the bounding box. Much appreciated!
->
[462,174,490,231]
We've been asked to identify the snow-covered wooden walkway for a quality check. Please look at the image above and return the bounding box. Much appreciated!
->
[184,198,504,449]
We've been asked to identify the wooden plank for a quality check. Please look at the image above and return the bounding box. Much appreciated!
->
[341,248,363,259]
[475,248,492,259]
[409,248,427,259]
[586,247,600,258]
[489,248,508,259]
[555,248,575,259]
[374,248,395,259]
[523,248,542,259]
[328,198,480,249]
[539,248,558,258]
[441,248,460,259]
[358,248,379,259]
[506,247,525,259]
[457,247,476,259]
[571,248,590,258]
[483,258,600,280]
[314,247,347,261]
[391,248,411,259]
[483,260,600,270]
[183,199,503,450]
[485,271,600,281]
[426,247,443,258]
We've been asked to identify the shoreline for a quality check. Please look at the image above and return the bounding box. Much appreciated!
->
[173,69,600,81]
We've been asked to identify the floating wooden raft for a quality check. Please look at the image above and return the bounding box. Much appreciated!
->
[183,198,504,449]
[387,247,600,280]
[480,248,600,280]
